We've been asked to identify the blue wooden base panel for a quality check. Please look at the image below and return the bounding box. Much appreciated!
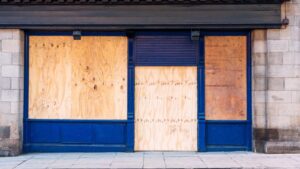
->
[24,120,129,152]
[205,121,250,151]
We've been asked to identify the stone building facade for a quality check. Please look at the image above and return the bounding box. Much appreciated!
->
[252,0,300,153]
[0,1,300,155]
[0,30,24,156]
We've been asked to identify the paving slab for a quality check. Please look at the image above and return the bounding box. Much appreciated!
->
[1,152,300,169]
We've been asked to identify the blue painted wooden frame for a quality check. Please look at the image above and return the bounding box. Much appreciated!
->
[23,30,252,152]
[198,31,252,152]
[23,31,134,152]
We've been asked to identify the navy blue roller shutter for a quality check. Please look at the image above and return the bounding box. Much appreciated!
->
[134,32,198,66]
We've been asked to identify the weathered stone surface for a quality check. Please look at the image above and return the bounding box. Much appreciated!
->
[252,1,300,153]
[0,29,23,156]
[0,126,10,139]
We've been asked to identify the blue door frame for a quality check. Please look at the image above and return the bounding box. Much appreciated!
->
[23,30,252,152]
[198,31,252,151]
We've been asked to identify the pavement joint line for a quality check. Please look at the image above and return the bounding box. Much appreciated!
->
[162,152,167,168]
[12,154,34,169]
[195,153,207,168]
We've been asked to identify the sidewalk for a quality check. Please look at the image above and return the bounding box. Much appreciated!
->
[1,152,300,169]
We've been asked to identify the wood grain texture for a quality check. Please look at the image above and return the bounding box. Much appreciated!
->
[135,66,197,151]
[29,36,127,119]
[205,36,247,120]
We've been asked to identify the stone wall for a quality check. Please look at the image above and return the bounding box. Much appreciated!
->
[0,29,24,156]
[252,0,300,153]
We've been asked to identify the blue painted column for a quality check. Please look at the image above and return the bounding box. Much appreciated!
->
[198,35,206,152]
[126,33,135,151]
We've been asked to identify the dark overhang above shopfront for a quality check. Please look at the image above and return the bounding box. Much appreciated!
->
[0,0,283,5]
[0,0,284,29]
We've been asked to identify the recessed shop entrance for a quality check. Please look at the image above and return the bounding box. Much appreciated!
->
[23,31,251,152]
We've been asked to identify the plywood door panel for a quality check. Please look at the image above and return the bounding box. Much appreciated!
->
[135,66,197,151]
[205,36,247,120]
[29,36,127,119]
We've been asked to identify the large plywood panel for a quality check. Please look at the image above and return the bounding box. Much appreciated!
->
[29,36,127,119]
[135,66,197,151]
[205,36,247,120]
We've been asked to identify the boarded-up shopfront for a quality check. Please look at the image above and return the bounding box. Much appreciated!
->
[0,0,284,153]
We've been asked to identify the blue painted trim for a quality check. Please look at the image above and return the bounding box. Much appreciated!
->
[135,31,191,36]
[23,32,30,153]
[246,31,253,151]
[24,144,127,152]
[126,33,135,151]
[198,34,206,152]
[206,146,248,152]
[206,120,251,124]
[26,119,127,123]
[26,31,126,36]
[199,30,252,152]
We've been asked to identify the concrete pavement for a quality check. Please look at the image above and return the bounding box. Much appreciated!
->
[1,152,300,169]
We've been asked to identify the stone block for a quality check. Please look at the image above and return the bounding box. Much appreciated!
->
[254,77,265,91]
[269,116,293,129]
[0,30,13,40]
[253,116,266,128]
[0,126,10,139]
[0,77,11,89]
[267,29,280,40]
[285,78,300,90]
[282,52,294,65]
[0,139,21,156]
[10,78,23,89]
[267,91,292,103]
[253,53,266,65]
[1,40,21,53]
[1,65,22,77]
[268,77,284,90]
[267,40,289,52]
[280,27,291,40]
[252,30,266,41]
[254,103,265,117]
[268,65,295,78]
[10,102,21,114]
[253,40,267,53]
[1,90,20,102]
[268,52,283,65]
[265,141,300,154]
[288,40,300,52]
[292,91,300,103]
[253,65,266,77]
[274,103,300,116]
[12,53,23,65]
[0,52,12,64]
[254,91,266,103]
[0,102,10,114]
[12,30,23,41]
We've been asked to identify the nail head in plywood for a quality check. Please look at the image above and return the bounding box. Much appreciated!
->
[29,36,127,120]
[134,66,197,151]
[205,36,247,120]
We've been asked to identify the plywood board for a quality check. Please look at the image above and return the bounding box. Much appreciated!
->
[205,36,247,120]
[29,36,127,119]
[135,66,197,151]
